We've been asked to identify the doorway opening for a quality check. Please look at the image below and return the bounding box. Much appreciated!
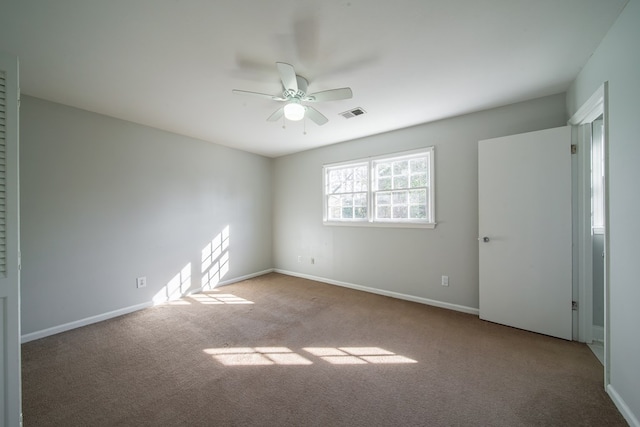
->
[569,82,609,385]
[589,114,605,364]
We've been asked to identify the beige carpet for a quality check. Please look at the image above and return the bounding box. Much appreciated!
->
[22,273,626,426]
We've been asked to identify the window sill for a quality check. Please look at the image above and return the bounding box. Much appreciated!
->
[323,221,437,229]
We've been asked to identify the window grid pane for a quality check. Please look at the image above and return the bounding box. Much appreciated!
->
[324,149,433,225]
[373,153,430,222]
[328,165,368,195]
[327,192,368,220]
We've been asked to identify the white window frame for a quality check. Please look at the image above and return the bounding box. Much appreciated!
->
[323,147,435,228]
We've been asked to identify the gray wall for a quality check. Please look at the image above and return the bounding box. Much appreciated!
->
[273,94,567,311]
[567,0,640,422]
[20,96,273,335]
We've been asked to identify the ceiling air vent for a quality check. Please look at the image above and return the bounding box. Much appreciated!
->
[340,107,366,119]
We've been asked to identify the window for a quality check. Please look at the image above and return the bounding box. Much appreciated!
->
[323,147,435,228]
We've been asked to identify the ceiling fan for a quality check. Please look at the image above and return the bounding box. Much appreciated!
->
[232,62,353,126]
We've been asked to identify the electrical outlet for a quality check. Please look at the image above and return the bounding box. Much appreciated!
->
[136,276,147,288]
[441,275,449,287]
[297,255,302,263]
[311,258,315,265]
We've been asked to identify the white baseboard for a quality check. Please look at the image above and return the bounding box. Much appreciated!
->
[21,302,152,343]
[21,269,276,343]
[21,268,477,342]
[607,384,640,427]
[274,269,479,316]
[592,325,604,343]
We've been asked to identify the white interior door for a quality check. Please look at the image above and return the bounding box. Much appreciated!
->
[0,51,22,426]
[479,126,572,340]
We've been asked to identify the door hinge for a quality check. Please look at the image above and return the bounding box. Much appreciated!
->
[572,301,578,311]
[571,144,577,154]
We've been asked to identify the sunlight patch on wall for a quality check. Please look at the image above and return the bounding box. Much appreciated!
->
[201,225,230,290]
[203,347,312,366]
[152,262,192,304]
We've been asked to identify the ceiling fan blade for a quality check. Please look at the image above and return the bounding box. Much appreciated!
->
[306,87,353,102]
[276,62,298,92]
[305,106,328,126]
[267,107,285,122]
[232,89,287,101]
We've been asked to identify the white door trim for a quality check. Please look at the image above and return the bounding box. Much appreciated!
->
[569,85,605,126]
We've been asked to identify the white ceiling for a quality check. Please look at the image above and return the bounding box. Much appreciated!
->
[0,1,627,157]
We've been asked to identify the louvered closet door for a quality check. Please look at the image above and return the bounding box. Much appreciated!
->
[0,51,21,427]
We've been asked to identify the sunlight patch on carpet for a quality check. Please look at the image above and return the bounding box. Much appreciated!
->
[203,346,417,366]
[189,293,253,305]
[158,291,254,306]
[303,347,417,365]
[204,347,313,366]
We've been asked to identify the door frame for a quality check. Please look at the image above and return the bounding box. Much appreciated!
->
[569,82,610,386]
[0,51,22,427]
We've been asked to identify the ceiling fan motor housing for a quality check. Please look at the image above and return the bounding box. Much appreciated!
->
[285,75,309,99]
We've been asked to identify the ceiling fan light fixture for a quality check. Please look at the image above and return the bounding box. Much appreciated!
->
[284,101,305,121]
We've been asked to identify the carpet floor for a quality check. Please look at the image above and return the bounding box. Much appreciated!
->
[21,273,626,426]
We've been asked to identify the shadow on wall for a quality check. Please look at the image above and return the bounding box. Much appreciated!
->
[152,225,230,304]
